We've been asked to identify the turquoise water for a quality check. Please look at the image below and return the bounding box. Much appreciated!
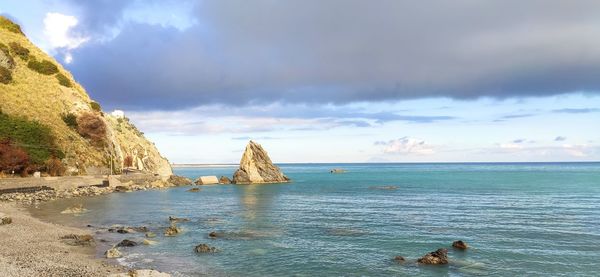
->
[33,163,600,276]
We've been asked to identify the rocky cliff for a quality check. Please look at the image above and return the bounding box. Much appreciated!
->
[0,16,171,176]
[232,141,289,184]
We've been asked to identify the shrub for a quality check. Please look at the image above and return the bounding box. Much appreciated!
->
[0,66,11,84]
[76,112,107,145]
[56,73,72,87]
[123,155,133,168]
[62,113,78,129]
[27,59,58,75]
[45,157,66,176]
[0,139,29,174]
[8,42,29,60]
[0,16,23,35]
[0,113,63,164]
[90,101,101,112]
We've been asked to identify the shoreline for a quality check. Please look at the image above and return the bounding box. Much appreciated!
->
[0,202,124,276]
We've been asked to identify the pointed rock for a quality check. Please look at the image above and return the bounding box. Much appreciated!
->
[232,141,290,184]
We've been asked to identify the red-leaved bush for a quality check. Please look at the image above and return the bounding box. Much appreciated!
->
[0,139,29,174]
[76,112,107,146]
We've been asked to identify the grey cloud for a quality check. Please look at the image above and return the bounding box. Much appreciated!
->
[66,1,600,110]
[555,136,567,141]
[552,108,600,114]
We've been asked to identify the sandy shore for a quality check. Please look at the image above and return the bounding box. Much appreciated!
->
[0,202,124,277]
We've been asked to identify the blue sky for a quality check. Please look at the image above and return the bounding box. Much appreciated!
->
[2,1,599,163]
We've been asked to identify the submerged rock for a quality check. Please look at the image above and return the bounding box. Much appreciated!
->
[232,141,290,184]
[195,243,218,253]
[187,187,200,192]
[143,239,157,245]
[452,240,468,250]
[168,175,192,186]
[105,247,122,258]
[369,185,399,190]
[208,231,220,238]
[145,232,157,238]
[330,168,346,173]
[60,204,87,214]
[168,216,190,223]
[219,176,231,184]
[393,256,406,262]
[116,239,137,247]
[417,248,448,265]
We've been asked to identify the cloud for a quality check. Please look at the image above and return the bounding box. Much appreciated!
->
[43,12,89,63]
[554,136,567,141]
[377,137,435,155]
[64,0,600,110]
[552,108,600,114]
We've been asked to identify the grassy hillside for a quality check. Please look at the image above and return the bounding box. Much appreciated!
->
[0,16,171,176]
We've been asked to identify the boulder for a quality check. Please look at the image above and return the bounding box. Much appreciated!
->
[187,187,200,192]
[164,224,181,236]
[168,175,192,186]
[417,248,448,265]
[194,176,219,185]
[452,240,468,250]
[105,247,121,258]
[0,216,12,225]
[116,239,137,247]
[60,234,94,246]
[114,186,131,192]
[208,231,220,238]
[219,176,231,184]
[195,243,218,253]
[232,141,290,184]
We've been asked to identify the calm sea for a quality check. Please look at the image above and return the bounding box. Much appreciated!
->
[32,163,600,276]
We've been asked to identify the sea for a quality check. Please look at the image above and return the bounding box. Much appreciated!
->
[31,163,600,276]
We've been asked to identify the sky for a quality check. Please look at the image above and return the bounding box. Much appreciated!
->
[1,0,599,163]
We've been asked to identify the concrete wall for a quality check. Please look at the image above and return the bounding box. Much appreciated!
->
[0,176,106,193]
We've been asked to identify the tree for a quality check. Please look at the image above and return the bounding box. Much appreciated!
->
[123,155,133,175]
[0,139,29,174]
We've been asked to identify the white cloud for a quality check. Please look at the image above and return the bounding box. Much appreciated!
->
[43,12,89,63]
[377,137,435,155]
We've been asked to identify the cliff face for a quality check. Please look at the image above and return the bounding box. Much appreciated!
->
[0,16,171,176]
[233,141,289,184]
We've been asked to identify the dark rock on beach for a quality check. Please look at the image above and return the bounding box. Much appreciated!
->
[195,244,218,253]
[1,216,12,225]
[60,234,95,246]
[417,248,448,265]
[452,240,468,250]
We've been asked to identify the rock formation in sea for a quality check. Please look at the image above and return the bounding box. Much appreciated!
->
[232,141,290,184]
[195,244,218,253]
[219,176,232,184]
[194,176,219,185]
[417,248,448,265]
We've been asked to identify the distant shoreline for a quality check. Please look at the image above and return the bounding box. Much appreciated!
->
[172,164,238,168]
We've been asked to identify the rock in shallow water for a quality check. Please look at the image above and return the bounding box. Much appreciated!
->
[393,256,405,262]
[219,176,231,184]
[117,239,137,247]
[195,243,218,253]
[164,224,181,236]
[187,187,200,192]
[60,234,94,246]
[168,175,192,186]
[232,141,290,184]
[105,247,121,258]
[109,269,171,277]
[60,204,86,214]
[417,248,449,265]
[452,240,468,250]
